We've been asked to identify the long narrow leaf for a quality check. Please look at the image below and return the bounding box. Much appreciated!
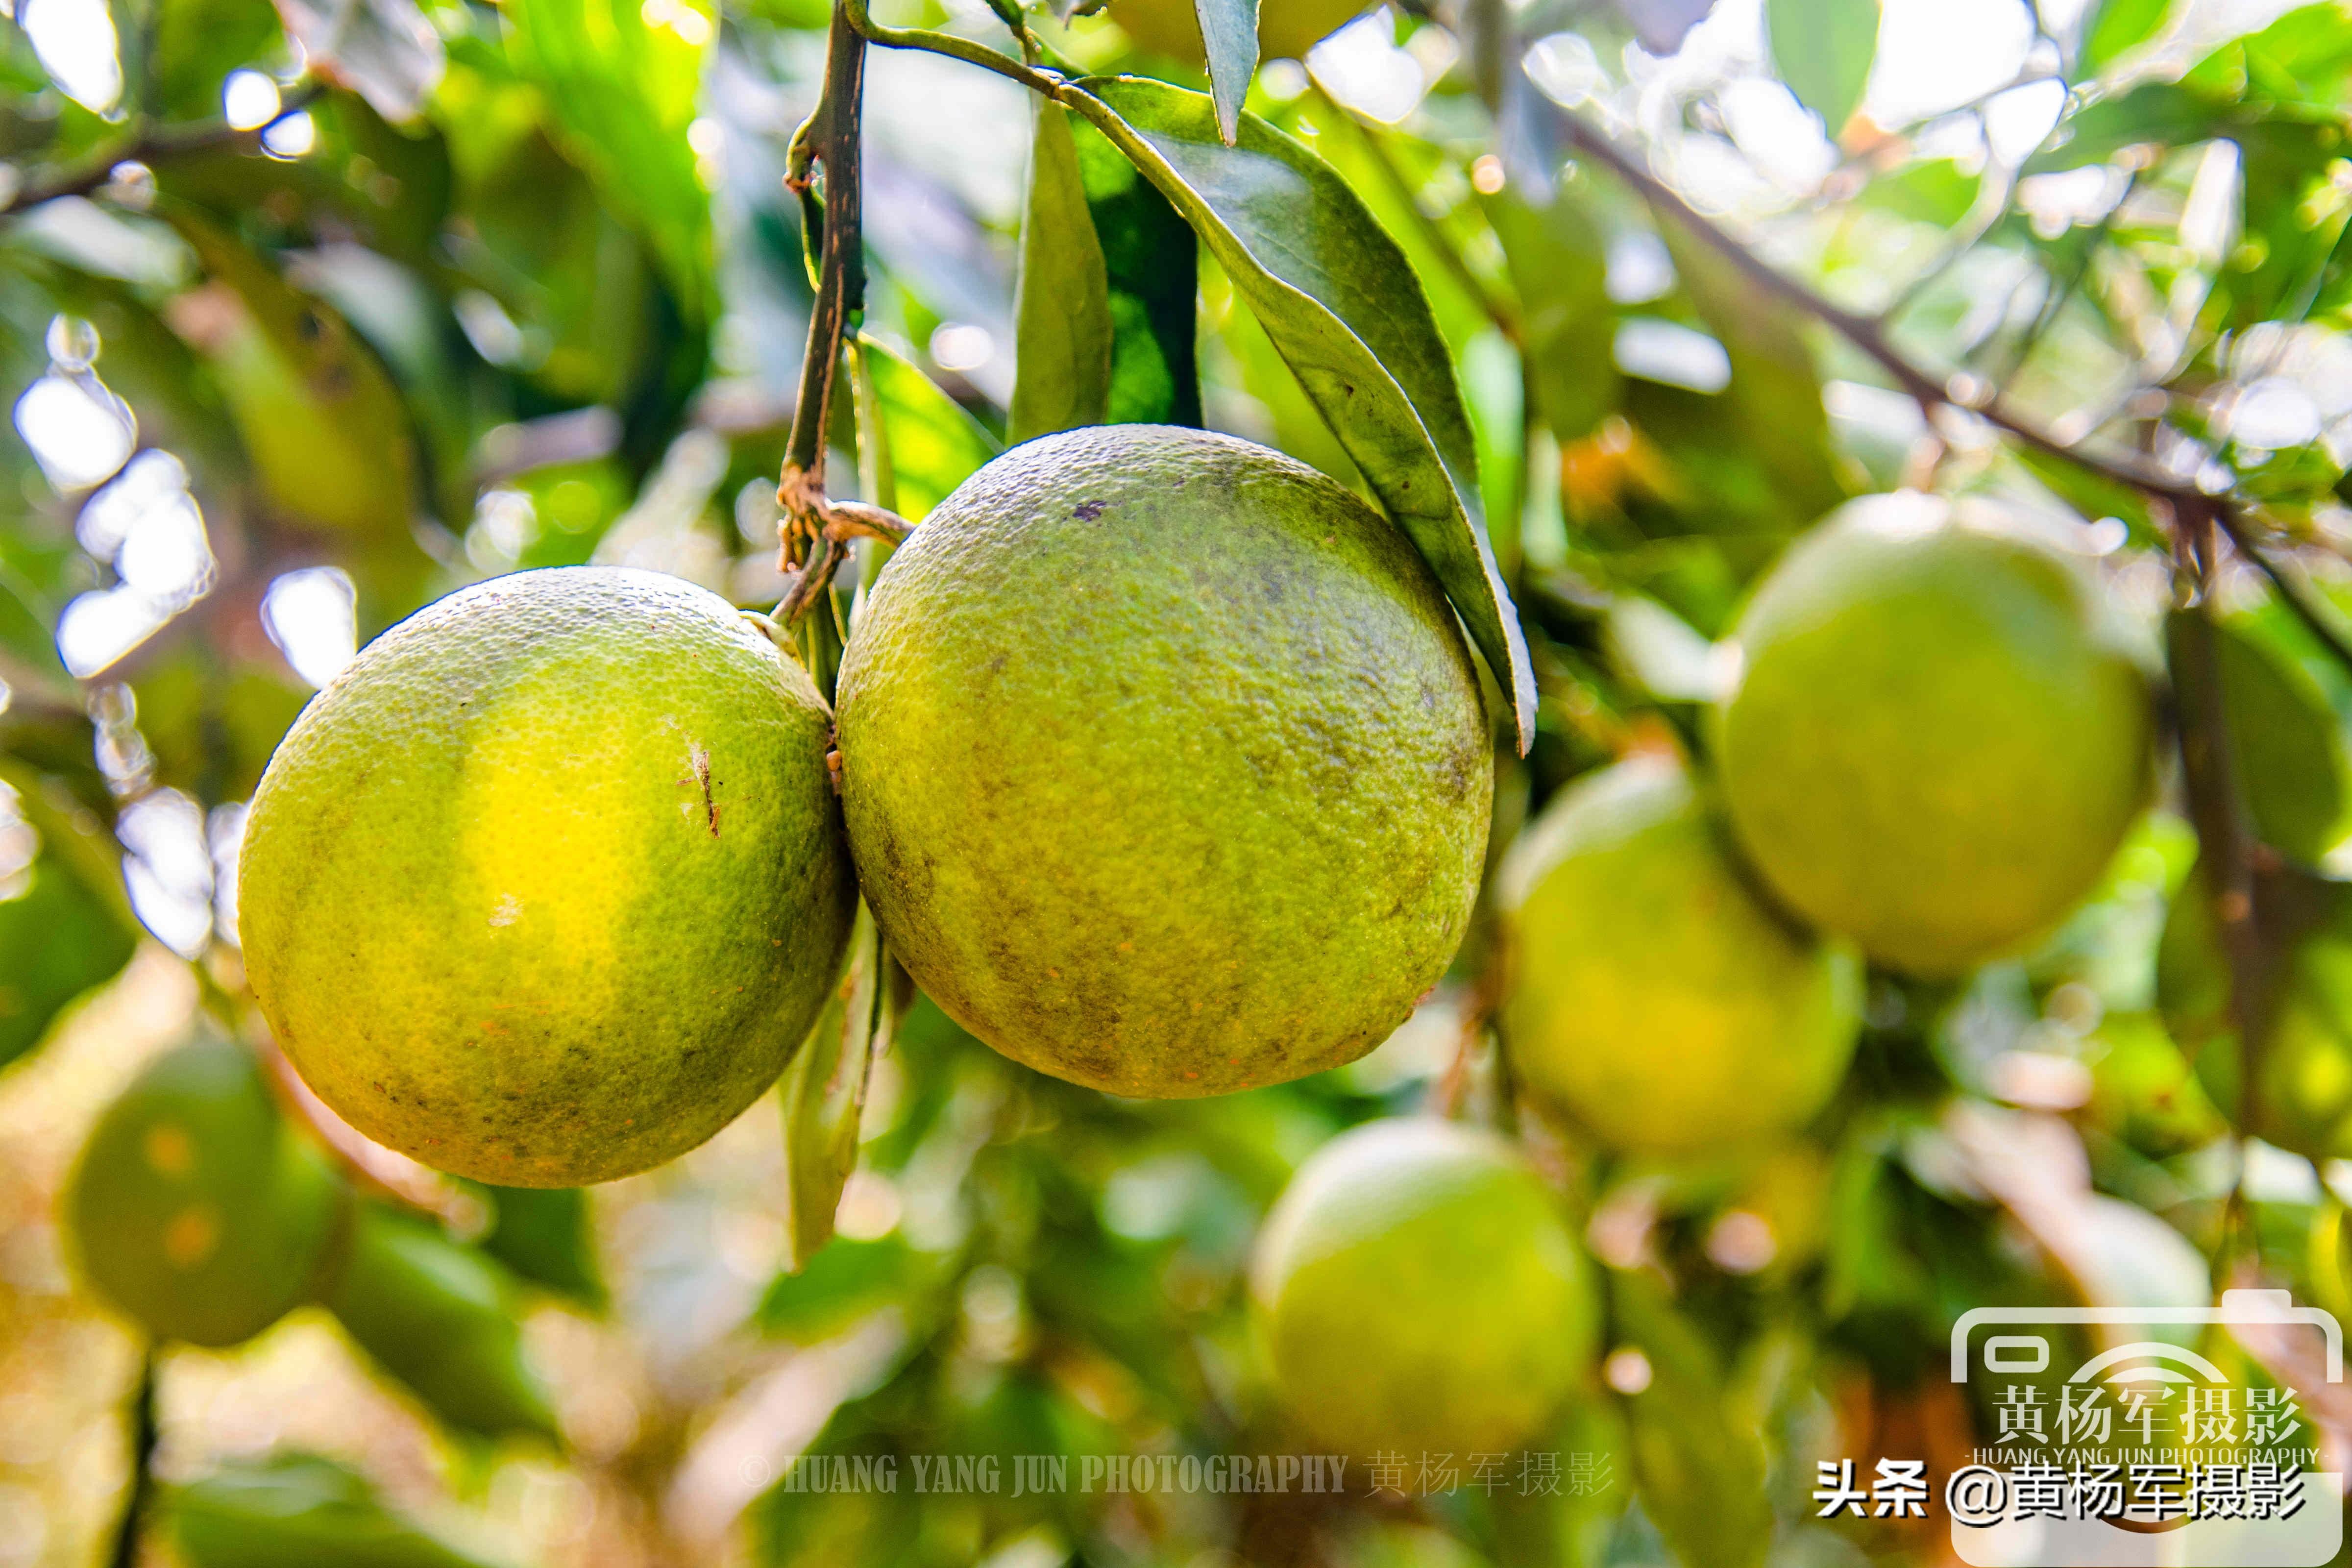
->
[1068,77,1537,749]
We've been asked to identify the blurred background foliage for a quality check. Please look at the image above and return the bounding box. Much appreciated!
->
[6,0,2352,1562]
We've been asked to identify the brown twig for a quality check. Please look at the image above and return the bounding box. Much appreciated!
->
[775,6,875,624]
[0,92,321,219]
[1550,108,2352,676]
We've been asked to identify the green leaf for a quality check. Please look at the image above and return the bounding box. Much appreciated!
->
[272,0,446,121]
[2022,83,2218,173]
[1010,102,1114,445]
[323,1205,560,1442]
[1481,184,1617,441]
[1194,0,1259,145]
[2082,0,2171,73]
[154,0,287,121]
[474,1184,607,1310]
[0,852,138,1071]
[1627,224,1845,544]
[856,335,1003,522]
[1860,158,1982,226]
[168,1453,513,1568]
[758,1231,944,1342]
[1071,77,1537,748]
[2211,614,2351,863]
[1070,111,1201,427]
[779,904,888,1274]
[161,214,422,559]
[1611,1272,1772,1568]
[1765,0,1880,134]
[503,0,715,322]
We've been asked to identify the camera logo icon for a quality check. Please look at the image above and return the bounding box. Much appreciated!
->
[1944,1289,2343,1566]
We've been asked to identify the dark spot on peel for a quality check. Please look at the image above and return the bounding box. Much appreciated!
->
[1073,500,1106,521]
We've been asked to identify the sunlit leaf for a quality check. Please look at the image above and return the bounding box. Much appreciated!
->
[272,0,446,121]
[1194,0,1259,145]
[1009,103,1114,444]
[169,1453,514,1568]
[2081,0,2171,73]
[1765,0,1879,135]
[857,335,1002,522]
[1860,157,1980,226]
[503,0,715,321]
[1073,77,1537,748]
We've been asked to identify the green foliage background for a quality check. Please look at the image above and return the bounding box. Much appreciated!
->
[4,0,2352,1563]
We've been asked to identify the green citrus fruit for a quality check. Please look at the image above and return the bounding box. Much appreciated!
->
[241,566,856,1187]
[1109,0,1371,62]
[66,1039,344,1347]
[1498,758,1861,1153]
[1250,1118,1593,1456]
[1715,493,2153,977]
[323,1203,557,1441]
[834,425,1492,1098]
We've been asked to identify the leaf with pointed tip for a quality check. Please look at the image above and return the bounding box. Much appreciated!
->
[1765,0,1879,135]
[1070,77,1536,749]
[1011,103,1115,444]
[779,904,889,1274]
[1194,0,1260,144]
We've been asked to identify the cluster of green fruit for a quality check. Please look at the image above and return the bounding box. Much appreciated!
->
[1256,489,2152,1459]
[67,1039,556,1440]
[190,426,2150,1458]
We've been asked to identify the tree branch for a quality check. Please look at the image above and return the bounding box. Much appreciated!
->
[0,93,320,219]
[1551,107,2352,674]
[775,5,874,624]
[837,0,1069,97]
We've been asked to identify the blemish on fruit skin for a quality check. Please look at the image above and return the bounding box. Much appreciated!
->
[490,894,521,928]
[1073,500,1107,521]
[681,744,721,835]
[163,1204,220,1268]
[143,1124,195,1177]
